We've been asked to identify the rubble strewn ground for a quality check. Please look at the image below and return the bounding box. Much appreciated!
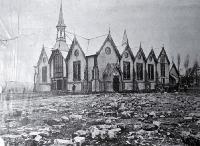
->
[0,92,200,145]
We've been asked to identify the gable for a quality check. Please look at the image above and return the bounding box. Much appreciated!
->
[170,67,179,79]
[66,37,86,61]
[135,48,146,62]
[158,47,170,64]
[97,40,119,64]
[170,64,179,77]
[96,34,120,59]
[37,49,48,66]
[48,49,64,64]
[121,45,134,61]
[146,49,157,64]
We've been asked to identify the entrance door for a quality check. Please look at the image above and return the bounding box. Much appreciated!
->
[113,76,120,92]
[57,80,62,90]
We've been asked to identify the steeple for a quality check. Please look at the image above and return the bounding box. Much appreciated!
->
[56,0,66,42]
[42,44,45,51]
[108,26,111,39]
[162,44,165,49]
[139,42,142,49]
[57,0,65,27]
[122,29,128,46]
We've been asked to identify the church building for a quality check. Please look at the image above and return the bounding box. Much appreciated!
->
[35,1,172,93]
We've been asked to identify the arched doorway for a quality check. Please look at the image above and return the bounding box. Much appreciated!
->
[113,75,120,92]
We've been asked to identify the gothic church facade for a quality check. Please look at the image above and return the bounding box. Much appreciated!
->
[34,2,171,93]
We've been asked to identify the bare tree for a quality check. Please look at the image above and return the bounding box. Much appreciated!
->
[183,54,190,86]
[193,58,199,85]
[177,53,181,74]
[184,54,190,75]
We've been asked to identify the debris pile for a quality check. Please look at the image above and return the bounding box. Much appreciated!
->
[0,93,200,145]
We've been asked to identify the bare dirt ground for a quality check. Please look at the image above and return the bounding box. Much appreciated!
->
[0,92,200,146]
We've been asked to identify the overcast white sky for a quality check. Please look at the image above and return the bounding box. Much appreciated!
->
[0,0,200,83]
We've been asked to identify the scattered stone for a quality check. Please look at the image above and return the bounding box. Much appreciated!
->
[121,111,132,119]
[74,130,87,137]
[61,116,69,122]
[74,136,85,146]
[44,118,60,126]
[149,111,156,117]
[189,113,200,118]
[160,115,165,118]
[0,137,5,146]
[89,126,100,139]
[107,128,121,139]
[34,135,42,142]
[54,138,73,145]
[153,121,161,127]
[142,123,158,131]
[69,114,82,120]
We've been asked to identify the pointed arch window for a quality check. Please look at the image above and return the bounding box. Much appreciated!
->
[161,64,165,77]
[148,64,154,80]
[42,66,47,83]
[53,53,63,77]
[123,61,130,80]
[73,61,81,81]
[160,55,165,63]
[136,63,143,80]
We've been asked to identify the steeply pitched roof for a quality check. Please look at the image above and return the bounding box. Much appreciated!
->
[121,43,134,61]
[158,46,170,64]
[170,62,179,77]
[53,40,70,52]
[66,36,86,60]
[146,48,157,63]
[57,1,65,27]
[48,48,67,64]
[96,33,121,59]
[83,35,107,56]
[135,43,146,61]
[37,45,51,66]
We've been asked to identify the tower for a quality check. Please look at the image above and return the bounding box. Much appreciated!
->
[56,1,66,42]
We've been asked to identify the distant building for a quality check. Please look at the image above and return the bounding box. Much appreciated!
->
[169,62,179,86]
[35,1,171,93]
[134,43,146,91]
[157,47,170,86]
[146,49,158,90]
[34,45,51,92]
[120,31,135,91]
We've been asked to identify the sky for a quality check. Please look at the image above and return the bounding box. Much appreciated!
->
[0,0,200,84]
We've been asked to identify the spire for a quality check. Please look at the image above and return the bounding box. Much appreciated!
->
[107,27,112,39]
[162,44,165,49]
[57,0,65,27]
[56,0,66,42]
[73,35,77,43]
[122,29,128,46]
[139,42,142,49]
[42,44,45,50]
